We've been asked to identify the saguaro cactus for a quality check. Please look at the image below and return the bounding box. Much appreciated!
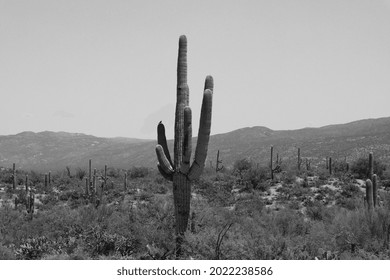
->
[155,35,213,238]
[329,157,332,175]
[366,179,374,211]
[124,172,127,191]
[88,159,92,187]
[372,174,378,208]
[216,150,224,172]
[297,148,301,171]
[368,152,374,181]
[25,175,28,192]
[26,188,35,220]
[270,146,274,180]
[103,165,107,191]
[12,163,16,190]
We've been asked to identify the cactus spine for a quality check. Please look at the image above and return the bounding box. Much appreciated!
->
[155,36,213,244]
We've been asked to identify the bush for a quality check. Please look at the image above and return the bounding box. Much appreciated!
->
[232,158,252,180]
[75,168,87,180]
[350,157,386,179]
[333,161,349,174]
[0,244,16,260]
[129,167,149,179]
[83,226,138,257]
[243,166,268,190]
[14,236,54,260]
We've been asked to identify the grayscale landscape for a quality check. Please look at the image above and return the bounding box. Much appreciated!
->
[1,0,390,260]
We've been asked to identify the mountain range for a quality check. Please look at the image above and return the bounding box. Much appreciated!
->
[1,117,390,172]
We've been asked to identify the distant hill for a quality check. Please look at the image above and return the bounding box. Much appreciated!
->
[1,117,390,172]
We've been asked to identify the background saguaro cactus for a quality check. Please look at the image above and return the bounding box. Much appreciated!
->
[12,163,16,190]
[368,152,374,181]
[372,174,378,208]
[270,146,274,180]
[297,148,301,171]
[216,150,224,172]
[155,35,213,241]
[366,179,374,211]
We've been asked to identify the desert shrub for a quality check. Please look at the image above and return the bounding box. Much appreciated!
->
[75,168,86,180]
[272,209,309,236]
[234,195,265,217]
[28,170,43,185]
[350,157,386,179]
[232,158,252,180]
[14,236,54,259]
[243,166,268,190]
[332,160,349,174]
[194,177,233,207]
[129,166,149,179]
[83,225,138,257]
[281,169,297,184]
[0,171,13,184]
[0,244,16,260]
[305,200,335,222]
[107,168,121,178]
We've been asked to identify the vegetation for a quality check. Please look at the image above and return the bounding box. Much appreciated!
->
[0,152,389,260]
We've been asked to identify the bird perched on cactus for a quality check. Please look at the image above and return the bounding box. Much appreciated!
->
[155,35,213,254]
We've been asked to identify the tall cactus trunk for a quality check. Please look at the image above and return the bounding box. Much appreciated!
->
[270,146,274,180]
[173,173,191,234]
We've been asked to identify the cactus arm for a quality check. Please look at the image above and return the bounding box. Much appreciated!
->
[157,163,173,181]
[188,87,213,180]
[156,145,174,175]
[181,106,192,173]
[157,121,173,166]
[204,75,214,92]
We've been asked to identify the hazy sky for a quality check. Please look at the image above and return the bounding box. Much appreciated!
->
[1,0,390,139]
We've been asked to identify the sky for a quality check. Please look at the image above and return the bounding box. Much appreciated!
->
[1,0,390,139]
